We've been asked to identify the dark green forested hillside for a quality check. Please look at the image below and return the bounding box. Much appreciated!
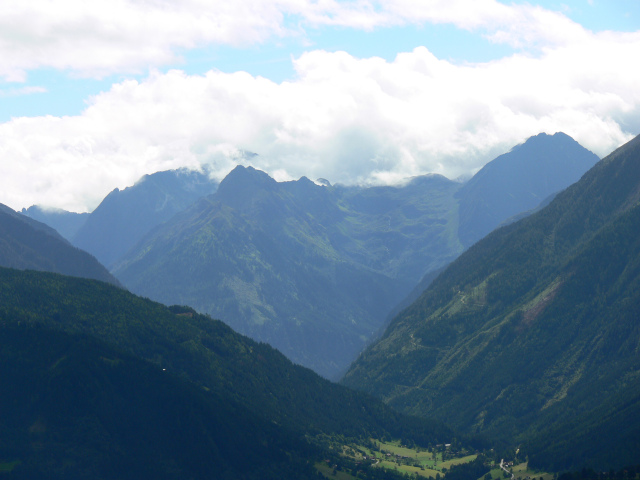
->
[0,204,119,286]
[343,134,640,471]
[521,201,640,470]
[0,267,453,455]
[0,323,316,480]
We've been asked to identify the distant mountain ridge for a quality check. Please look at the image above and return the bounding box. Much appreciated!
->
[21,168,220,270]
[70,168,218,268]
[342,133,640,471]
[112,132,599,378]
[114,166,413,378]
[0,203,119,286]
[21,205,88,240]
[457,132,600,247]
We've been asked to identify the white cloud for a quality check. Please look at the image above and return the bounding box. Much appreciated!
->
[1,22,638,212]
[0,1,638,211]
[0,0,597,81]
[0,0,297,81]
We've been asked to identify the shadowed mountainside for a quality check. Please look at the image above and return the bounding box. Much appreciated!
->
[71,168,218,268]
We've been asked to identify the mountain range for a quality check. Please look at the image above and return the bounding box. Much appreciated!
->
[111,132,599,378]
[23,168,219,269]
[3,129,638,477]
[342,133,640,471]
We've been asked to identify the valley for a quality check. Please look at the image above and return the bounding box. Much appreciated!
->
[312,437,558,480]
[24,132,600,380]
[3,3,639,478]
[317,438,479,479]
[1,132,638,478]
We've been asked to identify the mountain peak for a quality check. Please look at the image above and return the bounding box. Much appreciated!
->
[406,173,456,189]
[514,131,584,153]
[456,131,600,247]
[215,165,278,209]
[220,165,275,188]
[72,168,218,268]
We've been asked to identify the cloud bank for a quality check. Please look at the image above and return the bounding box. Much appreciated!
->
[0,1,638,211]
[2,35,639,211]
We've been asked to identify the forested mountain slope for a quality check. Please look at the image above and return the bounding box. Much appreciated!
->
[342,133,640,471]
[0,323,317,480]
[0,204,119,286]
[0,266,453,453]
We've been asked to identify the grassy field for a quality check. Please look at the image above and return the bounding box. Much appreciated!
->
[316,438,478,479]
[315,436,557,480]
[377,460,441,478]
[440,454,479,469]
[511,462,554,480]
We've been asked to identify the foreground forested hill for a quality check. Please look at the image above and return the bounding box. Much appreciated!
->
[0,266,454,478]
[0,323,316,480]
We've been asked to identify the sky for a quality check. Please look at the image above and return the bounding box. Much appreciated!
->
[1,0,639,212]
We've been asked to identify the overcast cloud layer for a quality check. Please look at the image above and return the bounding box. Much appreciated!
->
[1,0,639,211]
